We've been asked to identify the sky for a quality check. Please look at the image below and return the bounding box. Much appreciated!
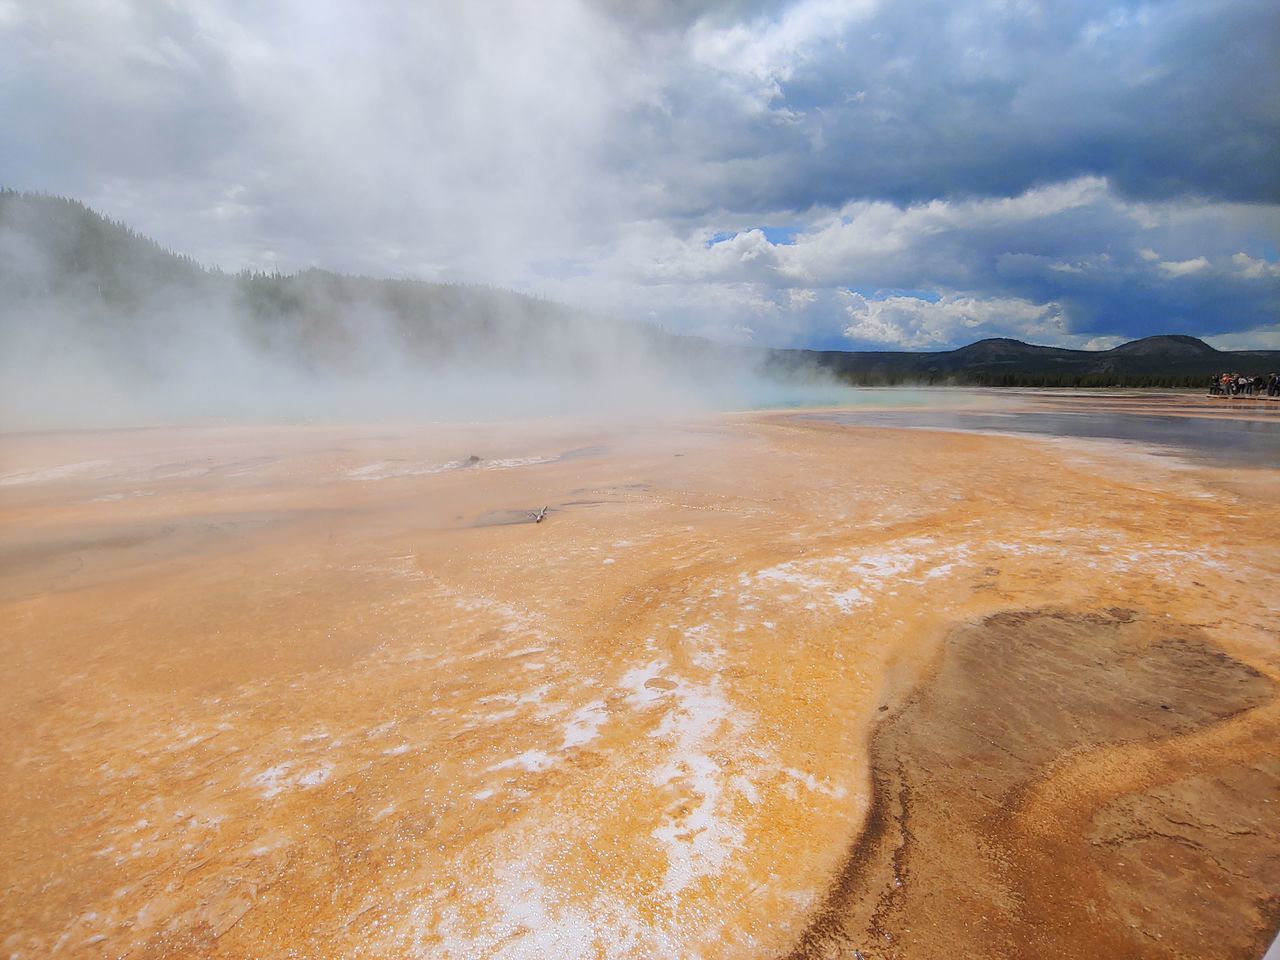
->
[2,0,1278,351]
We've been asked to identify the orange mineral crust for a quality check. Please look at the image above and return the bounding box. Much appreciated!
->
[1,406,1277,959]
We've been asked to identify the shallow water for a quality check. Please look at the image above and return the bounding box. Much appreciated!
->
[812,405,1280,464]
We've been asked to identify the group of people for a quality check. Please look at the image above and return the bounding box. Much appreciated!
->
[1210,373,1280,397]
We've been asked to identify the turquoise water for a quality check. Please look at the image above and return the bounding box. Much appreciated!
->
[743,384,947,411]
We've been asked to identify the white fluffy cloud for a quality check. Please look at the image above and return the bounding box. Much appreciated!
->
[1232,253,1280,279]
[841,294,1066,349]
[1204,324,1280,351]
[1158,257,1210,277]
[690,0,879,107]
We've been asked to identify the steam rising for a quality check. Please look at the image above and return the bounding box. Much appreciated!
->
[0,192,842,430]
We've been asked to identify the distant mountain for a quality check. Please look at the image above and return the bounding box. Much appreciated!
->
[1108,335,1219,358]
[3,189,1277,397]
[768,333,1279,387]
[949,338,1068,361]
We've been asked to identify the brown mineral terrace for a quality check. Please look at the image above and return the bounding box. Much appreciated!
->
[1,396,1277,959]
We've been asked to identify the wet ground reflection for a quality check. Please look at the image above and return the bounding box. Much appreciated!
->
[811,407,1280,464]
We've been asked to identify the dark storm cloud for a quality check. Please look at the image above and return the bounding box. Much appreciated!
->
[1,0,1277,349]
[661,0,1280,209]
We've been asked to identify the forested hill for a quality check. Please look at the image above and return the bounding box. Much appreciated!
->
[0,189,684,377]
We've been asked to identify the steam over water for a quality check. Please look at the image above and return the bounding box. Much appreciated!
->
[0,190,869,431]
[3,396,1278,957]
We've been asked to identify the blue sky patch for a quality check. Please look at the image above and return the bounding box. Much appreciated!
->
[707,226,801,248]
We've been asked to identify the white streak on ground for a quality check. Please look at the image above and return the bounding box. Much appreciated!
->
[347,460,462,480]
[489,750,555,774]
[739,536,973,616]
[619,660,669,708]
[646,632,757,901]
[424,836,665,960]
[248,760,332,797]
[0,459,114,485]
[560,700,608,750]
